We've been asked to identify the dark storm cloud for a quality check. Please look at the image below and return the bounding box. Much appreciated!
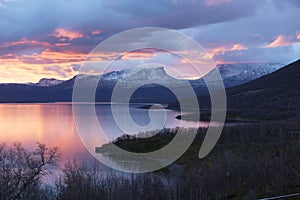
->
[0,0,264,44]
[2,0,293,63]
[102,0,263,29]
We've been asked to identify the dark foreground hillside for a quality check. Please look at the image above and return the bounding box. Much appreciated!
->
[226,59,300,119]
[95,122,300,200]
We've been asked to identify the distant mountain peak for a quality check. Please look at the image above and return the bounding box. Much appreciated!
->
[126,66,165,73]
[213,63,284,87]
[100,67,169,81]
[35,78,64,87]
[122,66,167,77]
[113,66,166,75]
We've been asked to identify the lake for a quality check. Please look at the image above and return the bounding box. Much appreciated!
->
[0,103,209,166]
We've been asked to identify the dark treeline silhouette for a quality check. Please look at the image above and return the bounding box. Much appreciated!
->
[1,121,300,199]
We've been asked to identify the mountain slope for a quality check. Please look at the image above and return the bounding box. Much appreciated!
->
[227,59,300,112]
[170,59,299,120]
[191,59,299,120]
[213,63,283,87]
[190,63,283,87]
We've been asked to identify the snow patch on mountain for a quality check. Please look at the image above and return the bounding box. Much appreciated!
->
[72,67,188,89]
[216,63,284,87]
[35,78,65,87]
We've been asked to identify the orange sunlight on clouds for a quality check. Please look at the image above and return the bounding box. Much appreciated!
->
[207,44,247,59]
[50,28,84,41]
[261,35,292,48]
[0,39,51,48]
[92,30,103,35]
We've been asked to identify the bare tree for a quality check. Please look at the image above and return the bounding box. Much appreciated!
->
[0,142,59,200]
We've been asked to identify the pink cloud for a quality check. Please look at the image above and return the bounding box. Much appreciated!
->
[297,33,300,40]
[207,43,247,59]
[55,43,71,47]
[0,38,51,48]
[205,0,232,7]
[121,50,157,60]
[261,35,292,48]
[91,30,102,35]
[50,28,84,41]
[230,44,247,51]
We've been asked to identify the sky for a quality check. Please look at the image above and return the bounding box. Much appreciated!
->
[0,0,300,83]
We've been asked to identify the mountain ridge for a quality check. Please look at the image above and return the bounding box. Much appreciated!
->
[0,63,285,103]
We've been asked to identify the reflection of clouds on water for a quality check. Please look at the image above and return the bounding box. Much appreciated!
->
[0,103,207,167]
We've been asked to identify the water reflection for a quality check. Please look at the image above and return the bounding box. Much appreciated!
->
[0,103,208,165]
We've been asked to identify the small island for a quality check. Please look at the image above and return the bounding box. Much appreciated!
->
[136,104,166,110]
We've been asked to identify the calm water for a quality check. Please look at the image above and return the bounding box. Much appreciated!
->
[0,103,209,166]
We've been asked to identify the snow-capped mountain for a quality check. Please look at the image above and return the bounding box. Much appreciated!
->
[33,78,65,87]
[71,67,187,89]
[37,63,284,89]
[216,63,284,87]
[102,67,186,88]
[0,62,285,103]
[189,63,284,88]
